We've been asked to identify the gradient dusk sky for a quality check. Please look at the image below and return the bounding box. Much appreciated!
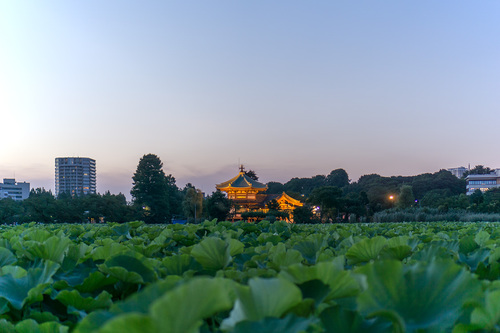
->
[1,1,499,199]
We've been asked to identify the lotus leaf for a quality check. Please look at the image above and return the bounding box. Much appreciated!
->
[232,314,317,333]
[345,236,387,265]
[280,262,361,300]
[0,261,59,310]
[319,305,390,333]
[98,253,157,284]
[55,290,112,312]
[356,259,482,331]
[190,237,232,270]
[0,248,16,267]
[148,277,233,333]
[221,277,302,330]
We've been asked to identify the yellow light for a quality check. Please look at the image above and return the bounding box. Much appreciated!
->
[389,195,394,200]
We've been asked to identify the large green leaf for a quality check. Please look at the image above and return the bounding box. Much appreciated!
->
[346,236,387,265]
[319,305,391,333]
[26,236,72,264]
[14,319,69,333]
[190,237,232,270]
[0,318,15,333]
[55,289,112,313]
[0,248,17,266]
[292,235,327,265]
[98,314,155,333]
[458,248,490,272]
[0,261,59,310]
[162,254,201,276]
[98,252,157,284]
[356,259,482,331]
[280,261,361,300]
[90,242,129,261]
[468,289,500,330]
[233,314,317,333]
[221,277,302,330]
[149,277,234,333]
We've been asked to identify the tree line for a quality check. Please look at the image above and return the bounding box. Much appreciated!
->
[1,154,498,224]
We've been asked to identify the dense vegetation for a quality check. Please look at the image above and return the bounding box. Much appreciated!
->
[0,220,499,332]
[2,156,499,224]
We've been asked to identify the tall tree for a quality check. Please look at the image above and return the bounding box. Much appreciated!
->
[131,154,174,223]
[182,187,204,221]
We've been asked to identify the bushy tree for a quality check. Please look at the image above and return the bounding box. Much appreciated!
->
[23,188,56,223]
[131,154,179,223]
[307,186,343,222]
[326,169,350,188]
[397,185,415,209]
[182,187,203,220]
[206,191,232,221]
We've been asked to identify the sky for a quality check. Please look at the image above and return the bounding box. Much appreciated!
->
[1,1,499,200]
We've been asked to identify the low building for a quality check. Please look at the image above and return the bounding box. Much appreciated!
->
[0,178,30,201]
[466,169,500,195]
[216,166,303,221]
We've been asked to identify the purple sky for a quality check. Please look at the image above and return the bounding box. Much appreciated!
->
[1,1,499,200]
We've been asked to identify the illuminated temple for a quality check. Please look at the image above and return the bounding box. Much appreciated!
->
[216,166,303,221]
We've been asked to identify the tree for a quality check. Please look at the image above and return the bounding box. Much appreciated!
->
[266,199,280,211]
[131,154,177,223]
[307,186,343,222]
[293,205,316,224]
[326,169,350,188]
[244,170,259,181]
[23,188,56,223]
[266,181,284,194]
[463,165,493,177]
[182,187,203,221]
[0,198,23,224]
[397,185,415,209]
[206,191,232,221]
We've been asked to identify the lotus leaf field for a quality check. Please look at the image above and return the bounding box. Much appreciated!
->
[1,221,500,332]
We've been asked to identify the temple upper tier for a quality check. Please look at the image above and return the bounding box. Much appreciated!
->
[216,169,267,201]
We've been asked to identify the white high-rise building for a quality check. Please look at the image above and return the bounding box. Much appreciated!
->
[447,167,468,178]
[0,178,30,201]
[55,157,96,196]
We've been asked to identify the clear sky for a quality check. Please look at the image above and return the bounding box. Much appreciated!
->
[1,1,499,199]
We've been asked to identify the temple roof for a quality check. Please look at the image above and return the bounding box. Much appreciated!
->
[216,171,267,190]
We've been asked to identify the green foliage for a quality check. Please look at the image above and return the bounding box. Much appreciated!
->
[131,154,180,223]
[1,221,500,331]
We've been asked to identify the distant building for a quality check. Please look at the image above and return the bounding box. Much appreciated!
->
[448,167,468,178]
[55,157,96,196]
[466,169,500,195]
[216,166,303,221]
[0,178,30,201]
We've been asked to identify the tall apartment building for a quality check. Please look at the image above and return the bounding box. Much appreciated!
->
[55,157,96,196]
[0,178,30,201]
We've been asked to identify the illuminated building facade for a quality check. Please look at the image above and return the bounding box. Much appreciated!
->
[55,157,96,196]
[466,169,500,195]
[216,166,303,221]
